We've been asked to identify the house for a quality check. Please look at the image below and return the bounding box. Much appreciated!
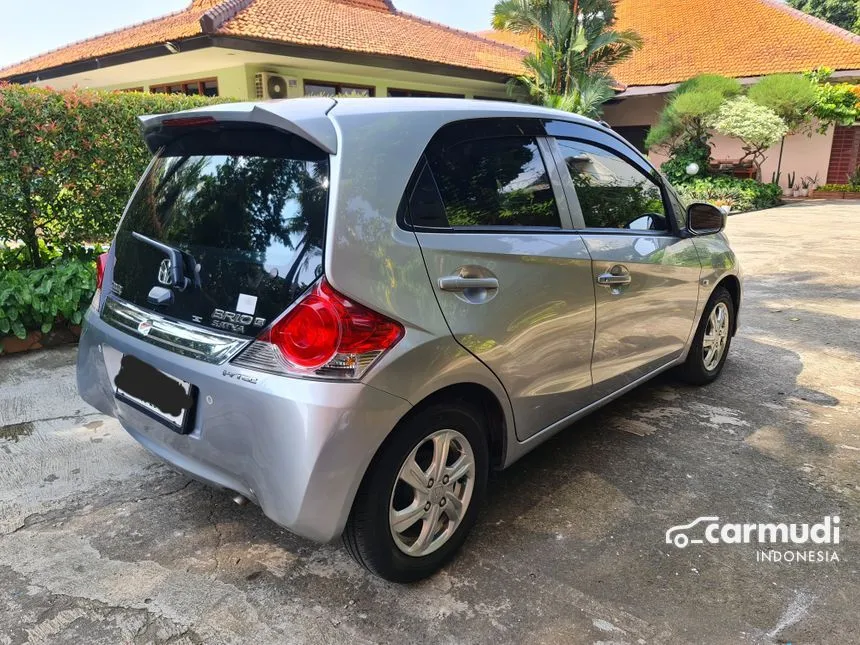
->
[3,0,859,187]
[480,0,860,187]
[0,0,525,101]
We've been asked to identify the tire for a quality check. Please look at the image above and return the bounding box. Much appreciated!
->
[343,401,489,583]
[677,286,735,386]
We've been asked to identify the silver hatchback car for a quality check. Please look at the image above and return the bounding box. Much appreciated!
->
[77,98,741,582]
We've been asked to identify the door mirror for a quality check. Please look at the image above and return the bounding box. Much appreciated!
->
[686,202,726,235]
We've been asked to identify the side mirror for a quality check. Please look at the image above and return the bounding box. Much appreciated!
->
[686,202,726,236]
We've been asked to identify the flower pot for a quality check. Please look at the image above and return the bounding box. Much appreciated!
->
[802,189,809,197]
[793,189,802,197]
[783,187,794,197]
[813,190,844,199]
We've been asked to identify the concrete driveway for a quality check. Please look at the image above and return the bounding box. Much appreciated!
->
[1,201,858,645]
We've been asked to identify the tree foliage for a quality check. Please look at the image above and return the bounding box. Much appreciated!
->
[748,74,818,133]
[492,0,643,118]
[708,97,788,179]
[645,75,742,182]
[804,67,860,130]
[0,85,227,269]
[787,0,859,33]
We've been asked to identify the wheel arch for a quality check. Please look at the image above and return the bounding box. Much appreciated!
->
[714,274,741,335]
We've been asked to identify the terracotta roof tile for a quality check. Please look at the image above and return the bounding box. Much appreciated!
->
[216,0,526,76]
[7,0,858,86]
[612,0,860,86]
[480,0,860,87]
[1,0,525,79]
[1,5,211,78]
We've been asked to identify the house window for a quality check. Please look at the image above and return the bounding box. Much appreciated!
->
[117,87,144,93]
[387,88,465,98]
[304,80,374,97]
[149,78,218,97]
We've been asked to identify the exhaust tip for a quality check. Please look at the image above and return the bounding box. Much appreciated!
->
[232,493,249,506]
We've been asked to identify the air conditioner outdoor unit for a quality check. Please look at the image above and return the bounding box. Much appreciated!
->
[254,73,296,100]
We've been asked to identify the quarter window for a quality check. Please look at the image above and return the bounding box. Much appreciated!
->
[425,137,561,228]
[557,139,668,231]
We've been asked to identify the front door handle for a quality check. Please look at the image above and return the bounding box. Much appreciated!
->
[439,276,500,292]
[597,266,632,287]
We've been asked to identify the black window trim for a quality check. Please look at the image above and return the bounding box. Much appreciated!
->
[547,135,684,237]
[397,118,578,234]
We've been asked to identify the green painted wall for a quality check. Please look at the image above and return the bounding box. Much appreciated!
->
[95,59,512,102]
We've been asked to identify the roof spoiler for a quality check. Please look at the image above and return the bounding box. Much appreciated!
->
[139,97,339,154]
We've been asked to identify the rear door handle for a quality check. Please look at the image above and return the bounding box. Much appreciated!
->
[597,265,632,287]
[597,274,632,286]
[438,276,500,292]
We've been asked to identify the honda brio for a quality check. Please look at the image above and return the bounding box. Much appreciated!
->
[77,98,741,582]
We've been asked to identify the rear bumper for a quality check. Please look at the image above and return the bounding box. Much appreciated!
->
[76,308,412,543]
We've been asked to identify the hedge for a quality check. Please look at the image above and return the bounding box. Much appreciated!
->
[676,177,783,213]
[0,85,228,269]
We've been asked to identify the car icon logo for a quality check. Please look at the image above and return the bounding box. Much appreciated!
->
[665,516,720,549]
[157,258,173,286]
[137,320,153,336]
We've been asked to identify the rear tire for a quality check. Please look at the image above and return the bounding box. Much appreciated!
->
[678,286,734,385]
[343,401,488,582]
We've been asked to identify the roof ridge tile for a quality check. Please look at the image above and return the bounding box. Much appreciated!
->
[200,0,256,33]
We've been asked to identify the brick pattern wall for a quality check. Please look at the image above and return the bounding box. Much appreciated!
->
[827,125,860,184]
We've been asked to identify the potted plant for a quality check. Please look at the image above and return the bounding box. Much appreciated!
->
[800,176,811,197]
[786,172,796,197]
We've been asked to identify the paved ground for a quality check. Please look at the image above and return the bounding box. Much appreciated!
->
[1,201,858,645]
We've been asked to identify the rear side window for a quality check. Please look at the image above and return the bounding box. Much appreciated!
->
[424,136,561,228]
[111,126,329,337]
[557,139,668,231]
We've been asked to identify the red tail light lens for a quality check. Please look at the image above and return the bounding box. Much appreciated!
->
[96,253,109,290]
[269,287,343,369]
[239,279,404,378]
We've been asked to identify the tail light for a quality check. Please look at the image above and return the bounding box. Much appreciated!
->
[95,253,109,290]
[91,252,110,311]
[232,279,404,380]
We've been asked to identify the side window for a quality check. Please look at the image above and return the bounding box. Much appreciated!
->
[557,139,668,231]
[425,136,562,228]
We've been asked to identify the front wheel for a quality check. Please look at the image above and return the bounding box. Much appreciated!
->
[343,402,488,582]
[678,287,735,385]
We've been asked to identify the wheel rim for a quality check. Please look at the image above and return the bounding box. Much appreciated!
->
[702,302,730,371]
[389,429,476,557]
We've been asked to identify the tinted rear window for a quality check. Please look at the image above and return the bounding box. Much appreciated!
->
[111,126,329,337]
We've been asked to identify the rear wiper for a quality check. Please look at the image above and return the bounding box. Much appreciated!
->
[131,232,200,291]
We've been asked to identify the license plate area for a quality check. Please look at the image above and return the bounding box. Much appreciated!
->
[112,354,197,434]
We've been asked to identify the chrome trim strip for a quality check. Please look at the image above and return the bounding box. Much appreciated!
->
[101,297,250,364]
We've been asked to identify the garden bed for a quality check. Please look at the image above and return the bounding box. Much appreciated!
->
[0,322,81,355]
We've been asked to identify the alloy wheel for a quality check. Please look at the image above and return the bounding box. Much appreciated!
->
[389,429,476,557]
[702,302,730,371]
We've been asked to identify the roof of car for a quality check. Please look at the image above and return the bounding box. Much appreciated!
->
[139,97,606,156]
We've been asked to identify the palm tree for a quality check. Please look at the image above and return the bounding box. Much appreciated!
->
[492,0,642,118]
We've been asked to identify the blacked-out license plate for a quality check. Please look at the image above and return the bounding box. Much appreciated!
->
[113,354,196,434]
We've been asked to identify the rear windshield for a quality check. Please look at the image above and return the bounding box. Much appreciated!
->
[111,126,329,337]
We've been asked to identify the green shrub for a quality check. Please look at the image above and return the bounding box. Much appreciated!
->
[0,259,96,343]
[0,85,229,269]
[816,184,850,192]
[676,177,782,213]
